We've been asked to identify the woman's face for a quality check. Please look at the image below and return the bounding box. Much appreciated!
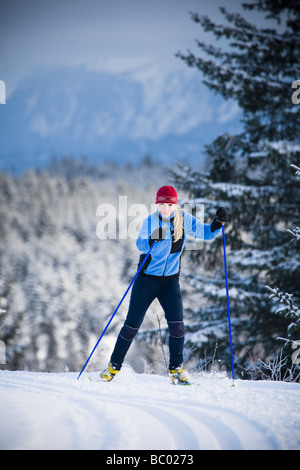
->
[158,203,175,219]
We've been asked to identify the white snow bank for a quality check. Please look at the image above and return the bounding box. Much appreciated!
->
[0,368,299,450]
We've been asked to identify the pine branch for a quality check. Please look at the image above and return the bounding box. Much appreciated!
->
[190,8,298,45]
[287,227,300,241]
[265,286,300,320]
[291,163,300,177]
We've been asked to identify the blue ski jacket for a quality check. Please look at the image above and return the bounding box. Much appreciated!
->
[136,210,221,277]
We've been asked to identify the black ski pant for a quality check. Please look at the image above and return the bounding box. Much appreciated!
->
[110,273,185,370]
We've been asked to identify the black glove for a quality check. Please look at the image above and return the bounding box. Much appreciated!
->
[149,227,167,246]
[211,207,228,232]
[215,207,228,223]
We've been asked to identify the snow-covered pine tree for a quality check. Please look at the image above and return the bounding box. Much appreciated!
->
[264,163,300,379]
[0,159,166,372]
[174,1,300,375]
[287,163,300,242]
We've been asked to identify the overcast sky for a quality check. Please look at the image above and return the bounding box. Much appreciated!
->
[0,0,271,98]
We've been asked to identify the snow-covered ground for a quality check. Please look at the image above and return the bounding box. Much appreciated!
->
[1,368,300,450]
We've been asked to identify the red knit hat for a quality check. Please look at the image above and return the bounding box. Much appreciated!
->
[155,186,177,204]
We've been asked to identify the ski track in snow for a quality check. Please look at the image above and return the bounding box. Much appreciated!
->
[1,368,300,450]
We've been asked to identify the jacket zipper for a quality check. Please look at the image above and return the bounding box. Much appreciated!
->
[162,224,173,276]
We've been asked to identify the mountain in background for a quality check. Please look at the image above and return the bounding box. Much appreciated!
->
[0,66,241,173]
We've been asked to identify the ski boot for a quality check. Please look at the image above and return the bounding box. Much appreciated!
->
[169,366,191,385]
[100,362,120,382]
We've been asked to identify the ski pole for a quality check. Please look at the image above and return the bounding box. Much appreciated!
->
[77,241,157,380]
[221,225,235,381]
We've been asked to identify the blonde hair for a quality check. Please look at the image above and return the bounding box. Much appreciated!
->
[173,208,184,242]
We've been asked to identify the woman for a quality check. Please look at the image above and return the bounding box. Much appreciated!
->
[100,185,227,384]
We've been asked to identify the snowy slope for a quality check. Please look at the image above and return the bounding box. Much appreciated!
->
[0,368,299,450]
